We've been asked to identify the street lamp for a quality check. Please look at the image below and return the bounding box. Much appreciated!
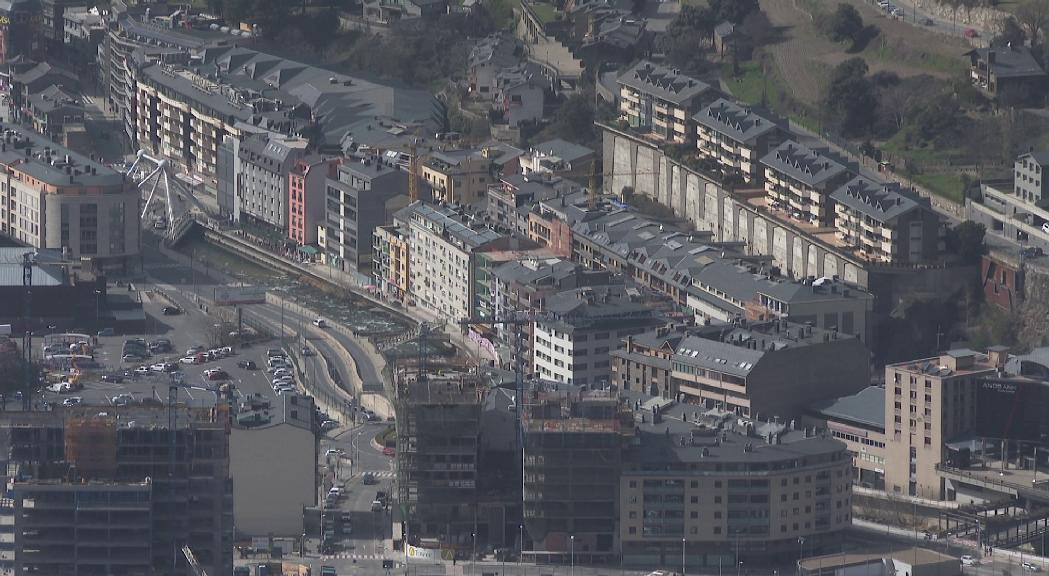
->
[682,537,686,576]
[94,290,103,330]
[738,561,743,576]
[570,535,575,576]
[798,537,805,576]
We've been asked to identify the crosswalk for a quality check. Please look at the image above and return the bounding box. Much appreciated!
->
[357,471,395,479]
[322,553,387,561]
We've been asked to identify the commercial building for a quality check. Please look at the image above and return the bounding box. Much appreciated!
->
[404,202,502,322]
[762,141,851,227]
[422,149,494,205]
[396,372,482,546]
[62,5,105,70]
[806,386,887,490]
[0,404,233,576]
[235,131,309,229]
[230,393,317,538]
[522,383,627,564]
[617,60,711,144]
[288,156,340,245]
[533,285,664,386]
[325,157,415,273]
[694,98,783,184]
[882,349,1000,500]
[620,399,852,567]
[830,176,943,264]
[0,123,140,275]
[669,319,870,420]
[1014,150,1049,206]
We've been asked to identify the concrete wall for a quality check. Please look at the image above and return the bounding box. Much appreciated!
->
[230,423,316,537]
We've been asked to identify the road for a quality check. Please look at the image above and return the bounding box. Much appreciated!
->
[873,0,986,39]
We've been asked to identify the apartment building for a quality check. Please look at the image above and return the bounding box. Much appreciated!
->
[468,34,518,97]
[762,141,851,227]
[0,0,38,64]
[610,324,690,399]
[617,60,711,144]
[750,276,874,343]
[494,65,544,128]
[374,223,411,301]
[965,46,1047,99]
[694,98,783,184]
[520,138,595,183]
[0,405,233,576]
[1014,150,1049,206]
[422,149,494,205]
[325,157,414,273]
[883,349,1000,500]
[0,124,140,274]
[236,132,309,229]
[288,156,339,245]
[620,401,852,566]
[533,285,664,386]
[405,202,502,322]
[830,176,942,264]
[670,319,869,420]
[806,386,888,491]
[522,383,626,564]
[396,372,482,545]
[39,0,83,55]
[487,172,578,235]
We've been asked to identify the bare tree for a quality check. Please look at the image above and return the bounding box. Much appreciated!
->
[1017,0,1049,46]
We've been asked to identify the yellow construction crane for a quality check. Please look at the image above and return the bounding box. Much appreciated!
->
[408,138,420,203]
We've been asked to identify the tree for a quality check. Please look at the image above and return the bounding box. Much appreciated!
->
[658,5,716,72]
[824,3,864,45]
[708,0,759,25]
[540,94,596,145]
[1016,0,1049,46]
[946,221,986,265]
[994,16,1026,48]
[741,10,774,48]
[825,58,876,137]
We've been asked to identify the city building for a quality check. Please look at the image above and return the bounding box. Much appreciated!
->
[694,98,783,184]
[493,65,544,128]
[533,284,664,386]
[8,60,79,123]
[1014,150,1049,206]
[762,141,851,227]
[374,223,411,301]
[669,319,870,420]
[610,324,692,399]
[230,393,317,538]
[830,176,943,264]
[25,84,84,144]
[396,372,482,546]
[421,149,494,205]
[806,386,887,491]
[0,404,233,576]
[619,399,852,567]
[235,132,309,230]
[522,382,627,564]
[617,60,711,144]
[0,247,110,333]
[965,46,1047,99]
[404,202,502,322]
[325,156,415,273]
[362,0,448,25]
[288,156,340,245]
[798,548,960,576]
[487,172,578,235]
[520,138,595,183]
[0,123,140,274]
[0,0,39,64]
[981,249,1024,312]
[750,276,874,344]
[40,0,85,55]
[468,34,518,97]
[62,5,105,70]
[882,349,1000,500]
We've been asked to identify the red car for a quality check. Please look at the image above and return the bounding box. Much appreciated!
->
[382,446,396,456]
[206,370,229,381]
[964,28,979,38]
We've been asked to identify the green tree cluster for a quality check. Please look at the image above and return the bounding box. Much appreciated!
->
[822,4,864,47]
[825,58,876,137]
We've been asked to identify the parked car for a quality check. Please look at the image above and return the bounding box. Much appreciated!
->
[112,394,134,406]
[267,348,283,357]
[961,556,978,566]
[101,373,124,383]
[186,346,205,355]
[150,363,167,372]
[321,420,339,431]
[237,360,257,370]
[1023,563,1040,572]
[180,356,198,364]
[382,446,395,456]
[964,28,979,38]
[162,306,181,316]
[134,366,150,375]
[205,370,229,381]
[370,500,383,512]
[62,396,82,406]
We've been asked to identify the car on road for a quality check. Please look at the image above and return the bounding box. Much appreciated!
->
[97,327,115,336]
[1042,222,1049,235]
[321,420,339,431]
[923,17,934,25]
[186,346,205,355]
[313,318,327,328]
[383,446,395,456]
[1023,563,1040,572]
[162,306,181,315]
[150,363,167,372]
[961,556,978,566]
[236,360,257,370]
[134,366,150,375]
[325,449,343,458]
[112,394,134,406]
[276,387,296,396]
[320,566,337,576]
[363,472,377,485]
[62,397,82,406]
[180,356,198,364]
[370,499,383,512]
[302,346,313,356]
[267,348,283,357]
[100,373,124,383]
[205,370,229,381]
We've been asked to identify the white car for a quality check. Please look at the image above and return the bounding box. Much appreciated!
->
[179,356,197,364]
[276,387,297,396]
[961,556,978,567]
[150,363,167,372]
[112,394,133,406]
[203,367,224,377]
[325,449,343,457]
[1023,563,1040,572]
[313,318,327,328]
[134,366,150,375]
[272,368,292,377]
[62,396,82,406]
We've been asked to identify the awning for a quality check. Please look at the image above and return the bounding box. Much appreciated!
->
[298,245,319,255]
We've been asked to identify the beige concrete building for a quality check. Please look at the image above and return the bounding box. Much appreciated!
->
[0,124,140,275]
[883,349,1000,500]
[617,60,711,144]
[806,386,888,491]
[762,141,851,227]
[620,399,852,567]
[373,223,411,301]
[230,394,316,538]
[694,98,783,184]
[830,176,944,264]
[421,149,494,205]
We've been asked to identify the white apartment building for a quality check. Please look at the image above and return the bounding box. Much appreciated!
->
[405,202,501,322]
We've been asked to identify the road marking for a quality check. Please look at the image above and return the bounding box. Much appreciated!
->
[321,553,386,560]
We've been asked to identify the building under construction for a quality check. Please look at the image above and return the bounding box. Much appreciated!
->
[0,403,233,576]
[396,370,484,549]
[521,382,630,564]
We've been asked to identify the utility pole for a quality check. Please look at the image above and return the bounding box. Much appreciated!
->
[408,139,420,203]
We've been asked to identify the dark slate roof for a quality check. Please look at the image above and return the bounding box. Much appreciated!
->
[1018,150,1049,166]
[0,123,122,187]
[492,257,580,286]
[761,140,849,189]
[530,138,594,163]
[812,386,885,429]
[617,60,710,106]
[694,98,779,145]
[469,34,518,69]
[968,46,1046,79]
[830,175,927,223]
